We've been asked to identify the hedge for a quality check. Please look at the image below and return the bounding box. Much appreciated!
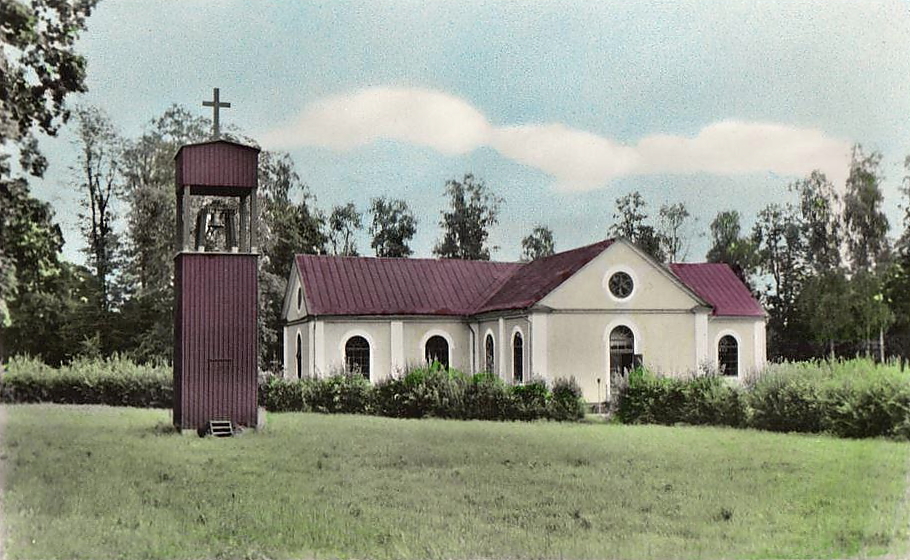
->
[0,355,172,408]
[1,356,586,423]
[259,364,587,422]
[617,359,910,440]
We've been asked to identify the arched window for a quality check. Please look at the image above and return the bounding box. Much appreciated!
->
[295,333,302,379]
[513,332,524,384]
[485,334,495,373]
[425,335,449,369]
[345,336,371,379]
[297,286,302,310]
[609,326,634,376]
[718,335,738,376]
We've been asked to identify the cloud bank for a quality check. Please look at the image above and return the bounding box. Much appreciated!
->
[261,87,851,190]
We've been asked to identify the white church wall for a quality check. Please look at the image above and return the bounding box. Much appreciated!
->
[539,241,702,311]
[322,320,392,381]
[403,320,472,372]
[285,270,307,323]
[707,318,766,377]
[283,323,310,380]
[545,312,698,403]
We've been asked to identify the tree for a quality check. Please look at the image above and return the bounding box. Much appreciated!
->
[850,271,893,360]
[257,150,327,370]
[657,202,693,263]
[752,203,805,358]
[844,145,890,273]
[329,203,362,256]
[73,106,124,315]
[795,271,852,358]
[1,0,99,176]
[369,197,417,258]
[1,0,97,357]
[259,151,327,277]
[118,106,213,362]
[705,210,757,288]
[790,171,842,274]
[520,226,555,261]
[608,191,664,261]
[433,174,502,260]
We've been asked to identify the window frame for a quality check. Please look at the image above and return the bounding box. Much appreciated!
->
[512,329,524,384]
[344,335,371,380]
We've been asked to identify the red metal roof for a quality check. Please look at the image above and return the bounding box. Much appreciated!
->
[474,239,614,313]
[295,255,521,316]
[295,240,764,317]
[669,263,765,317]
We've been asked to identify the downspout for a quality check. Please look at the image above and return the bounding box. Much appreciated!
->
[525,314,533,381]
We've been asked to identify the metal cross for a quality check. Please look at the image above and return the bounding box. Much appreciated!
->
[202,87,231,138]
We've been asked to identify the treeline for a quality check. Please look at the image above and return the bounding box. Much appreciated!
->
[604,150,910,363]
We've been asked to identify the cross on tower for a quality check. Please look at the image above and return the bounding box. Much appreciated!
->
[202,87,231,138]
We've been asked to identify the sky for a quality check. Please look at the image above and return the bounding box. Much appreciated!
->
[29,0,910,264]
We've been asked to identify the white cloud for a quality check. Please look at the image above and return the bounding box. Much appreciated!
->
[259,87,492,155]
[262,87,851,189]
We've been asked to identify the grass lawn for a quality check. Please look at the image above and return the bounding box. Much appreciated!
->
[1,405,908,560]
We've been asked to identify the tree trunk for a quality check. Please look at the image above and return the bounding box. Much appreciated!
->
[879,327,885,364]
[829,339,835,360]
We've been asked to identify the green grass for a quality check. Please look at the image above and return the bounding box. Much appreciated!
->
[1,405,908,560]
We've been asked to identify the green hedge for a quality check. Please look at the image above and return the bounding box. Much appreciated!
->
[0,355,172,408]
[617,360,910,439]
[259,364,587,422]
[617,369,746,427]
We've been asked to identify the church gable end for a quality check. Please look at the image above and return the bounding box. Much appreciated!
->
[538,239,708,311]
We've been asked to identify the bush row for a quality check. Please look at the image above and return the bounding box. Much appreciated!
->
[617,360,910,439]
[0,355,172,408]
[259,365,587,422]
[1,356,586,422]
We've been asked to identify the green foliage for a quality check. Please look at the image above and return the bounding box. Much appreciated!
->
[520,225,555,261]
[369,196,417,257]
[304,372,372,414]
[844,145,890,272]
[705,210,758,289]
[618,360,910,440]
[617,368,746,428]
[328,202,362,256]
[433,174,502,260]
[608,191,665,262]
[547,377,586,421]
[0,355,171,407]
[260,366,583,422]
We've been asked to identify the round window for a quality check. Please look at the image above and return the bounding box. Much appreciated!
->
[608,271,634,299]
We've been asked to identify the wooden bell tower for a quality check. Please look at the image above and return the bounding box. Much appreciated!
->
[173,89,261,429]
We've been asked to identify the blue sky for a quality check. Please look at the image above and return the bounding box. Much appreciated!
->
[30,0,910,264]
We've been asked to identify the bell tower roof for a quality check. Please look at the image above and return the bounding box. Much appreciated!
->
[175,140,260,196]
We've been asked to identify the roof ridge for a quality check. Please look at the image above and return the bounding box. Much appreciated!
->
[296,253,521,265]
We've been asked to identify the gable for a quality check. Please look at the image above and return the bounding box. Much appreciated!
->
[283,266,309,322]
[538,240,707,311]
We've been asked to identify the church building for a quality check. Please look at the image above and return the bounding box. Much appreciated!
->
[282,238,766,403]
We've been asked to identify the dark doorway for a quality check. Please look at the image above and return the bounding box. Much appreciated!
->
[609,326,635,376]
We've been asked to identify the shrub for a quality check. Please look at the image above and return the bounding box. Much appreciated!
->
[748,369,825,433]
[510,379,549,421]
[305,373,372,414]
[0,355,172,408]
[617,368,746,427]
[464,372,512,420]
[547,377,586,421]
[258,376,306,412]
